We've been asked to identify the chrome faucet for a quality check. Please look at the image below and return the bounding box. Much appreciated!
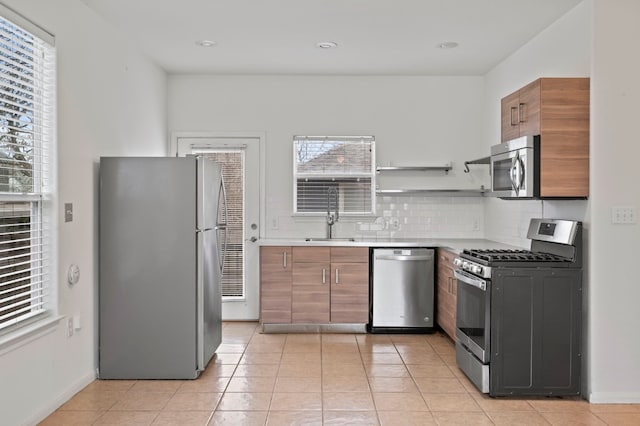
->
[326,187,339,239]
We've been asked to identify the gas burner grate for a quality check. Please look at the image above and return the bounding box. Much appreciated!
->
[462,249,570,263]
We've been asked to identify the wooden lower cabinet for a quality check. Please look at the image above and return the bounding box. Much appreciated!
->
[330,247,369,323]
[292,247,330,323]
[436,248,457,340]
[260,245,369,325]
[260,246,292,324]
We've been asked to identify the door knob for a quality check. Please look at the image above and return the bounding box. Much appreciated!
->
[249,236,258,243]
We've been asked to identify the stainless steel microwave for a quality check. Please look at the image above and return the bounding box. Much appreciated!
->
[490,135,540,198]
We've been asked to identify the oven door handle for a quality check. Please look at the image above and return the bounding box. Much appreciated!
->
[454,269,487,291]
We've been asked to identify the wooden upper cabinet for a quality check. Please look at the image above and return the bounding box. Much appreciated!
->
[500,90,521,142]
[517,79,541,136]
[501,79,541,141]
[500,77,590,198]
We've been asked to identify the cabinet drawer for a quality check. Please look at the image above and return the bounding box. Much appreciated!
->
[260,247,292,272]
[331,247,369,263]
[437,248,457,266]
[293,246,330,263]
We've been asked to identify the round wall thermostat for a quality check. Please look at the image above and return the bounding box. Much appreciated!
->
[68,264,80,286]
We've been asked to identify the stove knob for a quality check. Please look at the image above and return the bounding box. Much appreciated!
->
[471,265,483,275]
[453,258,462,267]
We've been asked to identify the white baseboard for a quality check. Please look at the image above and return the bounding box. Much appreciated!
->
[25,370,97,426]
[589,392,640,404]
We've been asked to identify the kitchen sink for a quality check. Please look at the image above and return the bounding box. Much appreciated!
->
[305,237,356,242]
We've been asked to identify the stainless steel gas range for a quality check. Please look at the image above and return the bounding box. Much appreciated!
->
[454,218,583,396]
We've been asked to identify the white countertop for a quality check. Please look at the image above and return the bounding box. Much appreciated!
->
[258,237,523,253]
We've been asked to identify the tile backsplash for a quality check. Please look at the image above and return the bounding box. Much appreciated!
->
[266,195,585,251]
[362,195,485,239]
[269,195,485,240]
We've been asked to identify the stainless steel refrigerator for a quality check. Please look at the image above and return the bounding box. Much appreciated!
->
[99,156,227,379]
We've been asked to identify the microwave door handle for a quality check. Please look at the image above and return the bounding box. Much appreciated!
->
[510,153,520,192]
[516,156,525,191]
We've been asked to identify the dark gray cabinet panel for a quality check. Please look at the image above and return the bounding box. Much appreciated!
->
[490,268,581,396]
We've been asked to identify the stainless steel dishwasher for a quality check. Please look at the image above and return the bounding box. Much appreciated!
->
[371,248,435,332]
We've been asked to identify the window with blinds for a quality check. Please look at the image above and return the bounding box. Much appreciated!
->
[0,12,55,332]
[293,136,375,215]
[203,151,244,298]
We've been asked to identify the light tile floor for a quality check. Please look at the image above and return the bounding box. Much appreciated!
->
[40,322,640,425]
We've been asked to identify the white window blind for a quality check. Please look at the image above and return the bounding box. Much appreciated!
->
[293,136,375,215]
[0,13,55,332]
[203,151,244,298]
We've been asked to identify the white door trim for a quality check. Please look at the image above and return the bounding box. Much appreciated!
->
[170,132,267,239]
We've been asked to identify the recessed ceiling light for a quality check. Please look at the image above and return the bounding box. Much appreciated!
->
[437,41,459,49]
[316,41,338,49]
[196,40,217,48]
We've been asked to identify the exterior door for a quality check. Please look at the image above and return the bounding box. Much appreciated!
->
[176,135,262,320]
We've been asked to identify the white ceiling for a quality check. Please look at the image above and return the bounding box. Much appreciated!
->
[80,0,583,75]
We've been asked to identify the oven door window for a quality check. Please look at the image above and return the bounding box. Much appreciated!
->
[456,274,490,362]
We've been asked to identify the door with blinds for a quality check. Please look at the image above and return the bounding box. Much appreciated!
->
[176,136,261,320]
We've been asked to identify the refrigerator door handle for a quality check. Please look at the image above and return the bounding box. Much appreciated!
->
[216,176,229,276]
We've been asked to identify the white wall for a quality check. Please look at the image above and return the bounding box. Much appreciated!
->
[0,1,167,424]
[168,75,488,240]
[588,0,640,403]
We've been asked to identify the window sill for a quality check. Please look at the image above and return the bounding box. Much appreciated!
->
[223,297,246,302]
[291,213,377,219]
[0,314,64,356]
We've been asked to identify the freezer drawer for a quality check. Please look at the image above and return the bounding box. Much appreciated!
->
[371,248,434,330]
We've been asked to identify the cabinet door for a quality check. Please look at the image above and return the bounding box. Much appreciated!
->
[330,247,369,324]
[260,247,292,324]
[538,78,590,198]
[291,248,331,323]
[436,249,457,340]
[517,79,541,137]
[501,90,521,142]
[330,262,369,323]
[292,262,330,323]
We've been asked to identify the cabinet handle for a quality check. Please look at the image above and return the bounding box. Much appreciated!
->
[519,102,525,123]
[510,106,518,126]
[322,268,326,284]
[283,252,287,268]
[335,269,340,284]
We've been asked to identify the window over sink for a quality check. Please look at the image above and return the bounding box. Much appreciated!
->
[293,136,375,216]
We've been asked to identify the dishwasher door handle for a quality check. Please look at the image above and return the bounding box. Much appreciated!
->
[375,255,433,261]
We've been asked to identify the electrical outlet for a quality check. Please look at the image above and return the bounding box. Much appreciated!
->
[472,220,480,231]
[388,217,399,230]
[611,206,637,224]
[67,317,74,337]
[270,217,279,230]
